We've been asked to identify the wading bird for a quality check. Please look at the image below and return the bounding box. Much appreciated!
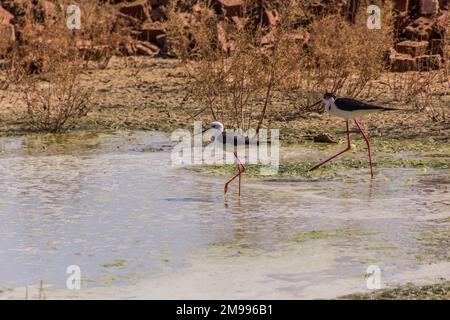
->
[308,93,399,177]
[202,121,267,196]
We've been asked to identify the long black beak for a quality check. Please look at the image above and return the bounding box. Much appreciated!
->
[194,127,209,136]
[308,100,321,109]
[305,100,322,112]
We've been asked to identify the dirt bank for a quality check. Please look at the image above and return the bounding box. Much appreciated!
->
[0,56,449,144]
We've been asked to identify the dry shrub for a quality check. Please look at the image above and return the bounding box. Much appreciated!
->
[0,24,15,89]
[7,0,121,76]
[0,24,14,58]
[168,0,397,127]
[292,0,394,109]
[380,70,442,104]
[379,70,449,122]
[292,0,448,123]
[22,64,93,132]
[167,0,305,131]
[74,0,122,69]
[2,0,124,132]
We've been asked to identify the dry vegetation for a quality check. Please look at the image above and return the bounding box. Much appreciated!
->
[1,0,125,132]
[22,64,93,132]
[167,0,309,131]
[0,0,448,137]
[167,0,448,134]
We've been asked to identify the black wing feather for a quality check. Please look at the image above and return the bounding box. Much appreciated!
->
[220,133,250,146]
[335,98,397,111]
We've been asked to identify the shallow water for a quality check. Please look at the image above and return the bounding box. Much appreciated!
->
[0,131,449,296]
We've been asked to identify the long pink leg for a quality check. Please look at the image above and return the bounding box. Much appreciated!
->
[310,120,351,171]
[354,119,374,178]
[224,152,245,195]
[235,153,246,196]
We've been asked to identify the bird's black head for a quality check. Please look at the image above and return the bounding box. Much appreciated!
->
[320,92,336,114]
[322,92,336,100]
[308,92,336,113]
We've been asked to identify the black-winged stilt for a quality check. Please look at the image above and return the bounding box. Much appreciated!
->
[308,93,399,177]
[202,121,267,196]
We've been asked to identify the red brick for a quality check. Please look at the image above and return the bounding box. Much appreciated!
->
[430,39,445,55]
[118,0,151,21]
[155,33,166,47]
[263,9,279,26]
[0,5,14,24]
[396,40,429,57]
[214,0,243,18]
[0,5,15,45]
[136,42,159,56]
[0,23,15,44]
[149,0,169,7]
[139,22,166,44]
[404,17,434,40]
[394,0,409,12]
[416,54,442,70]
[413,17,434,28]
[419,0,439,15]
[389,50,417,72]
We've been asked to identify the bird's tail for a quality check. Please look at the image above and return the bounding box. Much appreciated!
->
[381,106,419,112]
[380,106,400,111]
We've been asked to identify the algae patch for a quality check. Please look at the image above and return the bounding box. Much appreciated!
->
[197,152,449,179]
[339,281,450,300]
[288,229,377,244]
[290,230,338,242]
[102,259,128,268]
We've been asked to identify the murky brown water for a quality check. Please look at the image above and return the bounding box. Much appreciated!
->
[0,131,448,297]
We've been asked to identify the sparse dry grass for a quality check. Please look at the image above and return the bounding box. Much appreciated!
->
[22,64,93,132]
